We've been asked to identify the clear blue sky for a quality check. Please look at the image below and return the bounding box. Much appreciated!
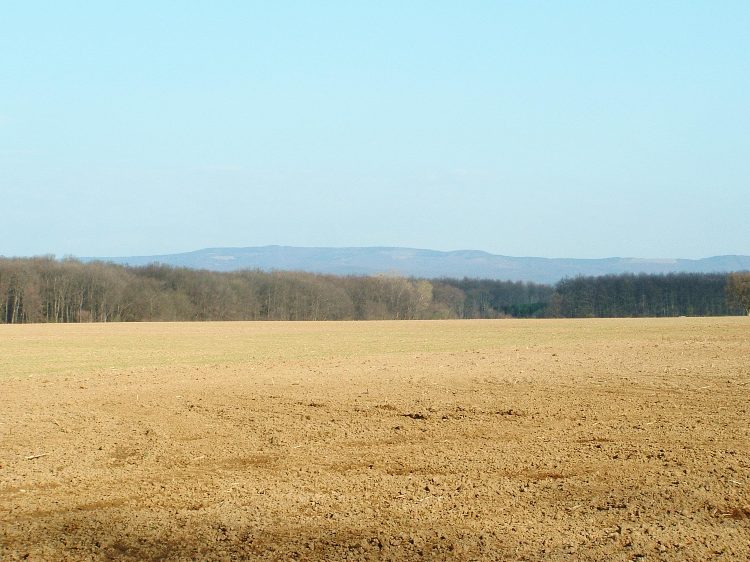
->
[2,1,749,259]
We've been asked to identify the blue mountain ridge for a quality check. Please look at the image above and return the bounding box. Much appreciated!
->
[84,246,750,285]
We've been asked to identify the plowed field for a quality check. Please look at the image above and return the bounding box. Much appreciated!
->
[1,318,748,560]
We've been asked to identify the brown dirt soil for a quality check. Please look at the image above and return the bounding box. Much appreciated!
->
[1,318,748,561]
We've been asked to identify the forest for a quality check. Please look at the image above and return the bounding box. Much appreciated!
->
[0,257,747,323]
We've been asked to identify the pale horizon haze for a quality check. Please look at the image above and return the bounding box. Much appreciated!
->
[2,2,749,260]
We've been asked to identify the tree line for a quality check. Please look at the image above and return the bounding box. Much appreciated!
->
[0,257,747,323]
[550,272,746,317]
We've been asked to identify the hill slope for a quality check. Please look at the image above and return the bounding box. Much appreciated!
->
[87,246,750,284]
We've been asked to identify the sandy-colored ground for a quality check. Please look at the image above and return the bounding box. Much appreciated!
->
[0,318,748,561]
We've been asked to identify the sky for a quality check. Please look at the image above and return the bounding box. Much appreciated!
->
[2,1,749,259]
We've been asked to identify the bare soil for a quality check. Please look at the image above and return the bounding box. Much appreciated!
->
[1,318,748,561]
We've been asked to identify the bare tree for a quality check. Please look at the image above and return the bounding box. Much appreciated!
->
[726,272,750,315]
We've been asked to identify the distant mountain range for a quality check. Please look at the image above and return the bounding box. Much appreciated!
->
[85,246,750,284]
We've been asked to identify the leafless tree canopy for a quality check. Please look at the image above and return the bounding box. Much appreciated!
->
[0,257,744,323]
